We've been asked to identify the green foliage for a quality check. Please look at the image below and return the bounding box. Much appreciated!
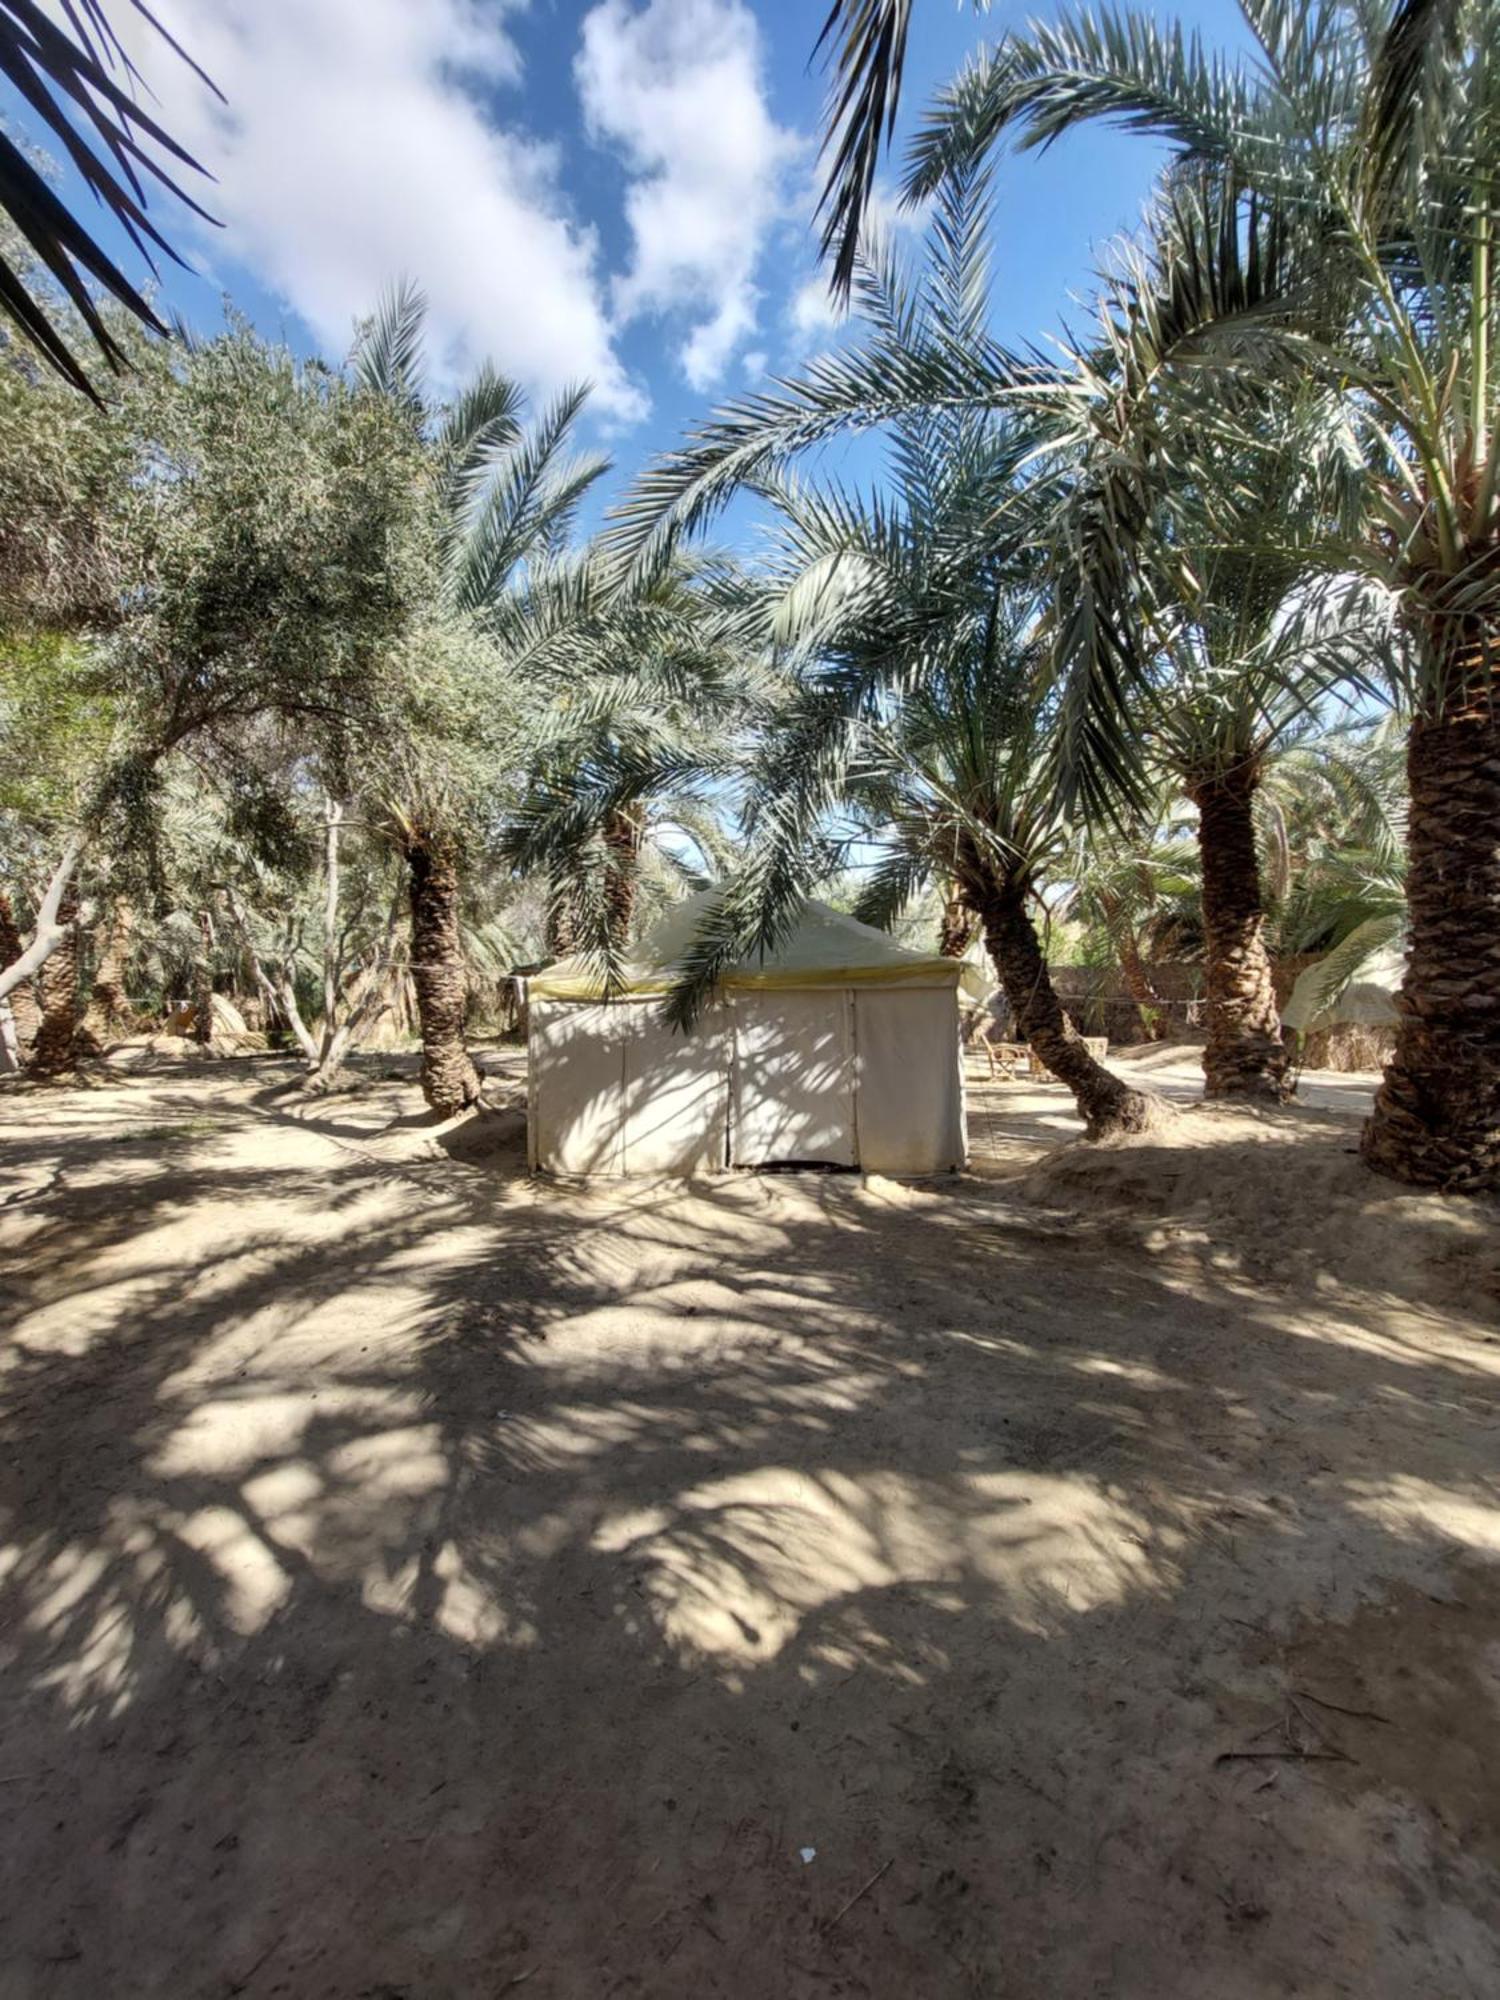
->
[0,630,115,825]
[114,324,439,761]
[0,277,140,630]
[498,544,770,987]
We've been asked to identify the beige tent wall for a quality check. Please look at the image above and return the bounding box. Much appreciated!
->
[529,979,965,1178]
[530,999,730,1175]
[729,989,857,1166]
[528,1002,626,1173]
[619,1003,729,1173]
[851,986,965,1173]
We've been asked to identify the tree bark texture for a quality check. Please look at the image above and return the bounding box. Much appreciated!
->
[939,896,977,959]
[29,884,80,1076]
[1187,764,1290,1101]
[974,880,1159,1138]
[0,889,40,1051]
[545,884,576,960]
[1363,643,1500,1190]
[0,834,85,1008]
[75,896,135,1053]
[1116,928,1167,1039]
[193,908,216,1048]
[603,806,644,950]
[407,835,482,1117]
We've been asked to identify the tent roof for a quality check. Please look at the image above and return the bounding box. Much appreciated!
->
[528,892,973,1001]
[1283,941,1404,1034]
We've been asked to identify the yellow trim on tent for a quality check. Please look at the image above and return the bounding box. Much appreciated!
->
[528,960,964,1002]
[525,892,987,1004]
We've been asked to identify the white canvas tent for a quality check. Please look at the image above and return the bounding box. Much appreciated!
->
[1282,926,1406,1037]
[526,895,971,1176]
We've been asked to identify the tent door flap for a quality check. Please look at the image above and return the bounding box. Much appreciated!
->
[729,990,857,1167]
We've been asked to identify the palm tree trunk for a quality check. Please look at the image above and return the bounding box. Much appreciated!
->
[1187,764,1290,1101]
[0,889,40,1053]
[973,878,1159,1137]
[29,885,80,1076]
[939,895,977,959]
[407,834,481,1116]
[603,805,644,949]
[1116,928,1167,1039]
[1362,646,1500,1189]
[75,896,135,1053]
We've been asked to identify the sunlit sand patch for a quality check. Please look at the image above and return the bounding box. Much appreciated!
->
[1347,1475,1500,1556]
[176,1503,294,1634]
[148,1389,426,1480]
[592,1465,1157,1665]
[428,1537,515,1647]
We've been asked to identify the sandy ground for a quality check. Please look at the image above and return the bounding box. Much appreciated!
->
[2,1044,1500,1999]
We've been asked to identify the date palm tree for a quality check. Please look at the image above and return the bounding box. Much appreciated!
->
[1268,719,1409,962]
[1061,809,1197,1036]
[353,282,608,1116]
[760,531,1160,1135]
[645,161,1159,1134]
[609,150,1323,1122]
[901,0,1500,1184]
[1119,409,1392,1098]
[497,545,769,985]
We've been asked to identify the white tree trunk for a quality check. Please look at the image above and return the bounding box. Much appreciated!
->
[0,835,87,1005]
[0,999,20,1073]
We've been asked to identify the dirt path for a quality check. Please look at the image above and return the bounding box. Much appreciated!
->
[2,1053,1499,1998]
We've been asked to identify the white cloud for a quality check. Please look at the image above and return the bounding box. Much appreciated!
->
[782,180,924,361]
[575,0,802,391]
[120,0,647,422]
[865,180,932,244]
[788,276,845,342]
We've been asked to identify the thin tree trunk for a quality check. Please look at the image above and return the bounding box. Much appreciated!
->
[1187,763,1290,1101]
[0,835,86,1007]
[972,877,1160,1138]
[193,908,217,1048]
[75,896,135,1053]
[407,834,481,1116]
[319,797,342,1067]
[1363,642,1500,1190]
[0,889,40,1052]
[303,882,403,1094]
[220,886,321,1066]
[29,885,81,1076]
[1116,927,1167,1039]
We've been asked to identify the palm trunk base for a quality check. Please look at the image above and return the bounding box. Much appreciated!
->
[977,884,1164,1139]
[413,964,483,1115]
[28,888,80,1078]
[1361,1054,1500,1189]
[1189,766,1291,1105]
[1203,1037,1293,1103]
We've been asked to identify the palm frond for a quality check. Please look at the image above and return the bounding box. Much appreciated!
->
[608,334,1042,577]
[436,366,525,525]
[454,384,607,612]
[813,0,914,298]
[904,15,1268,205]
[353,278,427,410]
[0,0,220,398]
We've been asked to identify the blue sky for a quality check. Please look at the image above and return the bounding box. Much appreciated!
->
[9,0,1248,520]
